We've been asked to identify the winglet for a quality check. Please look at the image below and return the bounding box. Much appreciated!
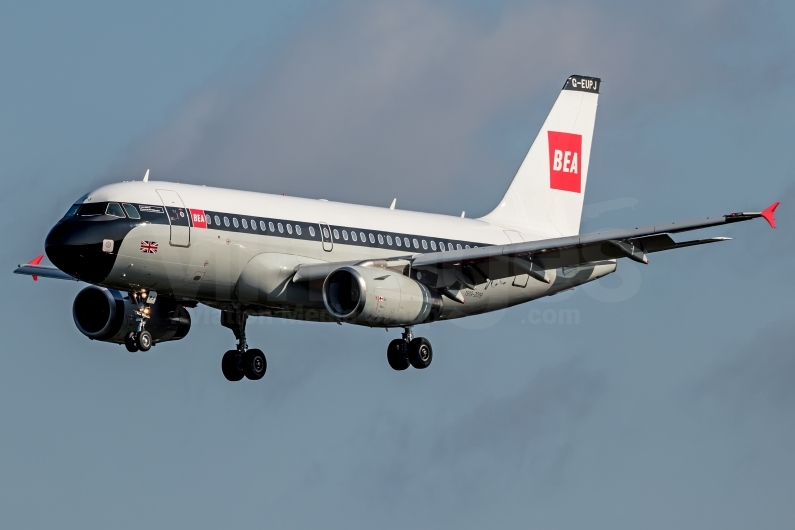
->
[28,254,44,281]
[761,201,779,229]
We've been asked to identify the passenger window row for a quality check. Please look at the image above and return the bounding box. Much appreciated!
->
[200,209,479,252]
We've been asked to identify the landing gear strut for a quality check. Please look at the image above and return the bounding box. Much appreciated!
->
[387,327,433,371]
[125,290,157,352]
[220,310,266,382]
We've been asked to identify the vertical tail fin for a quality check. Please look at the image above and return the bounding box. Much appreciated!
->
[480,75,600,237]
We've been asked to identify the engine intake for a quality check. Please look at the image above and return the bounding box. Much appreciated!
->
[322,266,442,326]
[73,286,191,345]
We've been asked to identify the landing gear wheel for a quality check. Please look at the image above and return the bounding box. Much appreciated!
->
[387,339,410,371]
[243,349,267,380]
[137,330,153,352]
[221,350,244,382]
[408,337,432,369]
[125,332,139,352]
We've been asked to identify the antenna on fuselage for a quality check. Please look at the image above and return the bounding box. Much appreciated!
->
[461,211,465,218]
[389,198,396,210]
[143,169,150,183]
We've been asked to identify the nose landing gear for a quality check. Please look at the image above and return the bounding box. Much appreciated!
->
[125,291,157,352]
[220,310,267,382]
[387,327,433,371]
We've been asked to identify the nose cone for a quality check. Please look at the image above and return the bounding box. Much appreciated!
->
[45,218,127,283]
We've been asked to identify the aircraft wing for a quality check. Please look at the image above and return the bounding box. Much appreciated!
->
[408,202,779,288]
[14,255,78,281]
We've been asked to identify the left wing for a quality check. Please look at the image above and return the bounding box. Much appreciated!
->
[409,202,779,288]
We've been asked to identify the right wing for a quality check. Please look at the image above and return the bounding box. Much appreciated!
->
[14,255,77,281]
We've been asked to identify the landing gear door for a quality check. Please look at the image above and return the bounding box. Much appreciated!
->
[157,189,191,247]
[319,223,333,252]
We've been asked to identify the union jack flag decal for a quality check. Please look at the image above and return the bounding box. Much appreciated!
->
[140,241,158,254]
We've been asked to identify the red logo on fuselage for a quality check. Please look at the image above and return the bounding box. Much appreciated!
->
[190,209,207,229]
[547,131,582,193]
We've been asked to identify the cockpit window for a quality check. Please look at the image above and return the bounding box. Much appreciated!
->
[63,204,81,218]
[78,202,108,216]
[122,203,140,219]
[106,203,126,218]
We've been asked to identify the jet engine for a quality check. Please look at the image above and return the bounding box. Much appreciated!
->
[72,286,191,345]
[322,266,442,326]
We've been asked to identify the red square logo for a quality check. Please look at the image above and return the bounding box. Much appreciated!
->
[189,209,207,229]
[548,131,582,193]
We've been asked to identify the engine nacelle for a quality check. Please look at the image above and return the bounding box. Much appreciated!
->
[322,266,442,326]
[72,286,191,345]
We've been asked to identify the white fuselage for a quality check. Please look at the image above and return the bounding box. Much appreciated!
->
[77,180,615,324]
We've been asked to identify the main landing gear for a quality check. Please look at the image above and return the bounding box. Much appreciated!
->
[387,327,433,371]
[124,290,157,353]
[220,310,267,382]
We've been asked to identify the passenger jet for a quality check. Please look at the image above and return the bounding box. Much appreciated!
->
[15,75,778,381]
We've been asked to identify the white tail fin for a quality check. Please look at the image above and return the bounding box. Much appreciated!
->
[480,75,600,237]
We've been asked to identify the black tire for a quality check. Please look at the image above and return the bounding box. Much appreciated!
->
[137,330,153,352]
[221,350,244,382]
[408,337,432,369]
[124,332,139,352]
[243,349,267,380]
[387,339,409,371]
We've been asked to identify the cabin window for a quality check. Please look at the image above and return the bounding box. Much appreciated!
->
[377,234,384,244]
[448,243,454,251]
[386,235,392,245]
[422,240,428,250]
[278,223,284,233]
[104,203,125,218]
[430,241,436,251]
[403,237,410,247]
[322,227,329,239]
[351,231,357,242]
[333,229,339,240]
[342,230,348,241]
[215,215,221,226]
[456,244,462,250]
[260,221,266,231]
[412,238,419,249]
[122,203,140,219]
[287,224,293,234]
[360,232,366,242]
[241,219,248,229]
[395,237,401,247]
[369,233,375,244]
[206,215,212,226]
[308,226,315,237]
[439,243,446,252]
[251,220,256,230]
[233,218,239,228]
[465,244,470,249]
[224,217,230,227]
[296,225,302,235]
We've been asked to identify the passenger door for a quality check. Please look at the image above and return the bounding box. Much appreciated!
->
[157,189,190,247]
[319,223,333,252]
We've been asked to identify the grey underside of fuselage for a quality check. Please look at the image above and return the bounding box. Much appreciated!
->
[99,224,616,326]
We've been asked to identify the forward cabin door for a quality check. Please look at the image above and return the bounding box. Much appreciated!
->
[157,189,191,247]
[319,223,333,252]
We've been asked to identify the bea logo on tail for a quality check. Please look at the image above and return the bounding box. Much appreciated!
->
[547,131,582,193]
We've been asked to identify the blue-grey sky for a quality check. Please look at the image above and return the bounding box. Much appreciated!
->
[2,1,794,528]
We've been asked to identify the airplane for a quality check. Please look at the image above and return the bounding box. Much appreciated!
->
[15,75,778,382]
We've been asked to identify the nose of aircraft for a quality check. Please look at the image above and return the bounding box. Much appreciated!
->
[45,217,128,283]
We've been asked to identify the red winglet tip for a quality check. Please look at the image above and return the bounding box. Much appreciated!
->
[761,201,780,229]
[29,254,44,265]
[32,275,38,281]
